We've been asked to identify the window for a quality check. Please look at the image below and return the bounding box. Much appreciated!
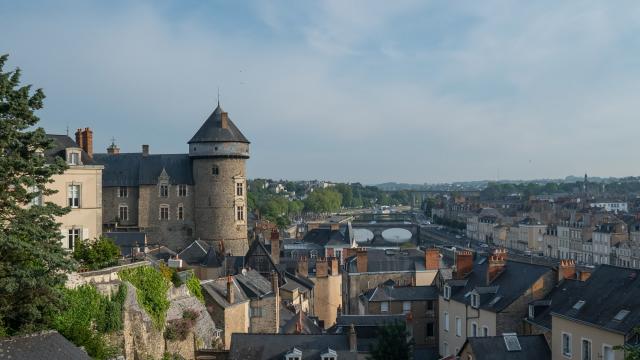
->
[119,205,128,221]
[402,301,411,314]
[68,152,80,165]
[444,285,451,300]
[443,342,449,357]
[581,339,591,360]
[426,322,434,337]
[236,205,244,221]
[321,349,337,360]
[471,322,478,337]
[178,184,187,197]
[471,293,480,308]
[250,306,262,317]
[118,186,128,198]
[286,348,302,360]
[67,228,80,250]
[427,300,434,310]
[381,301,389,313]
[177,205,184,220]
[159,184,169,197]
[236,182,244,196]
[68,185,80,208]
[443,312,449,331]
[160,205,169,220]
[456,317,462,337]
[212,166,219,175]
[30,186,43,206]
[529,304,535,319]
[562,333,572,357]
[482,326,489,337]
[602,345,614,360]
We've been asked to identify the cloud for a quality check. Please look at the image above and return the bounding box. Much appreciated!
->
[2,1,640,183]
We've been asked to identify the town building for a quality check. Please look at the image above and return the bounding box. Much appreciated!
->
[94,103,250,255]
[457,334,550,360]
[228,333,358,360]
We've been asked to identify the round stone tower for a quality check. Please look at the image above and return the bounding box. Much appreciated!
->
[189,103,250,256]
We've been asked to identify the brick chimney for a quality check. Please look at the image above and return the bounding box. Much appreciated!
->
[142,144,149,157]
[454,250,473,279]
[220,112,229,129]
[559,259,576,282]
[486,253,506,285]
[271,270,279,294]
[348,323,357,352]
[270,229,280,264]
[226,275,234,304]
[330,223,340,231]
[356,248,368,273]
[75,128,93,158]
[329,257,339,276]
[425,248,440,270]
[316,257,328,278]
[297,256,309,278]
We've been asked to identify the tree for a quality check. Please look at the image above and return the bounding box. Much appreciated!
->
[368,321,413,360]
[303,188,342,213]
[73,236,121,270]
[614,327,640,360]
[0,54,75,335]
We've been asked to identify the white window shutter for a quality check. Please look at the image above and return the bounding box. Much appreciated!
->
[61,228,67,247]
[82,228,89,241]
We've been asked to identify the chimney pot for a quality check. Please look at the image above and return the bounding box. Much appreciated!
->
[329,257,339,276]
[142,144,149,156]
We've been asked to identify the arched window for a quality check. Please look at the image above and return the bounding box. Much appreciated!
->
[212,165,219,175]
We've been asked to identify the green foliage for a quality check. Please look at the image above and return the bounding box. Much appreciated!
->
[119,266,170,330]
[368,321,414,360]
[162,352,186,360]
[0,54,76,335]
[186,272,204,303]
[73,236,121,271]
[614,327,640,360]
[52,285,123,359]
[304,188,343,213]
[164,309,196,341]
[433,215,466,230]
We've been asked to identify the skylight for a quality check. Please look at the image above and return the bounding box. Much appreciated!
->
[488,295,502,306]
[503,333,522,351]
[573,300,585,311]
[614,309,630,321]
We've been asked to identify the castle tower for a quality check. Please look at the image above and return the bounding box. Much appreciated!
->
[189,103,250,256]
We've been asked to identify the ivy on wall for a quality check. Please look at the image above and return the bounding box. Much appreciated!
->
[119,266,170,330]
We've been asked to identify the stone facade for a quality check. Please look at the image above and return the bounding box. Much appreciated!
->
[249,294,279,333]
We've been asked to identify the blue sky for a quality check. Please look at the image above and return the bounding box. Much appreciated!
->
[2,1,640,184]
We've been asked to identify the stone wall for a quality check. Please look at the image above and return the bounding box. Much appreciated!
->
[103,186,139,227]
[123,282,165,360]
[249,294,279,333]
[345,272,414,314]
[65,261,150,296]
[192,157,248,256]
[312,274,342,328]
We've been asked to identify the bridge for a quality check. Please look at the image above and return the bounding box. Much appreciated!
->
[351,221,421,247]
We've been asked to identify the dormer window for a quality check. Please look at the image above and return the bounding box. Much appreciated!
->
[66,149,81,165]
[470,293,480,308]
[528,304,535,319]
[285,347,302,360]
[444,285,451,300]
[321,348,337,360]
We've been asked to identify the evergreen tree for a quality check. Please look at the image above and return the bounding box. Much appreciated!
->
[368,321,413,360]
[0,54,75,334]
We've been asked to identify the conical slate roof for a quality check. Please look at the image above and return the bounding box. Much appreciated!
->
[188,104,250,144]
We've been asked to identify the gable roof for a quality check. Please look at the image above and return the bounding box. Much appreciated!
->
[92,153,194,186]
[548,265,640,335]
[459,335,550,360]
[363,283,438,302]
[347,248,428,273]
[445,259,552,312]
[189,104,249,144]
[281,311,323,335]
[44,134,96,165]
[229,334,356,360]
[202,277,249,308]
[0,331,91,360]
[178,240,210,265]
[235,269,274,299]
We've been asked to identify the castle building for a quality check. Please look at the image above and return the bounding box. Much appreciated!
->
[93,103,250,255]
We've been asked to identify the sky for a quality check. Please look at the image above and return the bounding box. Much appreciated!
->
[2,1,640,184]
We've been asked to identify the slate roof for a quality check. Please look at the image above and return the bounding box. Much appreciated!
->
[334,315,406,327]
[541,265,640,335]
[459,335,550,360]
[0,331,91,360]
[281,311,323,335]
[178,240,210,265]
[189,104,250,144]
[445,259,553,312]
[235,269,274,299]
[363,283,439,302]
[92,153,194,186]
[146,246,177,262]
[45,134,96,165]
[202,277,249,308]
[347,248,428,273]
[228,334,357,360]
[301,228,350,247]
[104,232,146,256]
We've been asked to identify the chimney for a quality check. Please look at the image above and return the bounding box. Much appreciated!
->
[329,257,339,276]
[226,275,234,304]
[75,128,84,150]
[356,248,368,273]
[271,270,279,294]
[107,143,120,155]
[220,112,229,129]
[297,256,309,278]
[316,257,328,278]
[348,323,357,352]
[559,259,576,282]
[142,144,149,157]
[307,223,319,231]
[425,248,440,270]
[270,229,280,264]
[454,250,473,279]
[330,223,340,231]
[486,253,506,285]
[75,128,93,158]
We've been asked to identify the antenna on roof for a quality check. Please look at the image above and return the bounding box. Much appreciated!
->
[217,86,220,106]
[66,124,69,137]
